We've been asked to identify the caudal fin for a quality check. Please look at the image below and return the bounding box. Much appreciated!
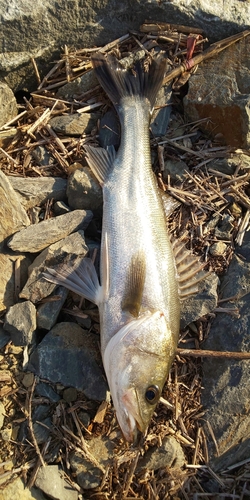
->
[92,52,167,112]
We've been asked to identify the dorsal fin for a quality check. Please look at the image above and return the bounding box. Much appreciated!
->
[171,236,211,300]
[121,251,146,317]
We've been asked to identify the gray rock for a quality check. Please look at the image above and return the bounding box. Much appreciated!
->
[18,405,52,445]
[0,127,17,149]
[0,253,30,313]
[163,159,189,182]
[202,254,250,470]
[28,322,108,400]
[0,81,18,127]
[78,411,91,428]
[184,37,250,148]
[4,301,37,346]
[8,209,93,253]
[9,176,67,210]
[35,382,60,403]
[37,285,68,330]
[0,476,47,500]
[70,435,115,489]
[181,273,219,329]
[31,145,54,166]
[209,152,250,175]
[35,465,78,500]
[0,169,30,250]
[19,230,88,303]
[0,401,5,429]
[209,241,227,256]
[137,436,185,471]
[49,112,100,136]
[57,71,99,99]
[67,166,103,210]
[151,83,172,137]
[53,201,71,215]
[214,213,234,240]
[0,325,10,348]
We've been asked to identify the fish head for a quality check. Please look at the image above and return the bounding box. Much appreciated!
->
[103,310,176,443]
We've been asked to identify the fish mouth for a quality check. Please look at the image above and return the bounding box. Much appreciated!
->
[119,388,146,444]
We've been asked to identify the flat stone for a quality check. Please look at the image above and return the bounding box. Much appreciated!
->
[37,285,68,330]
[9,176,67,210]
[0,476,47,500]
[8,209,92,252]
[0,170,30,250]
[22,372,35,388]
[0,81,18,127]
[57,70,99,99]
[137,436,185,471]
[4,301,37,346]
[49,112,100,136]
[28,322,108,400]
[31,145,54,166]
[19,230,88,303]
[35,465,78,500]
[70,435,115,489]
[184,37,250,148]
[202,254,250,470]
[67,166,103,210]
[0,253,31,312]
[181,273,219,329]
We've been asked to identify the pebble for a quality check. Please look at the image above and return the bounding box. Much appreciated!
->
[9,176,67,210]
[8,209,93,253]
[137,436,185,471]
[67,166,103,211]
[19,230,89,303]
[21,372,35,388]
[214,213,234,239]
[35,465,78,500]
[28,322,108,400]
[209,241,227,256]
[163,159,189,182]
[0,169,30,251]
[53,201,71,215]
[49,112,100,136]
[63,387,78,403]
[37,285,68,330]
[4,301,37,346]
[70,435,115,489]
[31,145,54,167]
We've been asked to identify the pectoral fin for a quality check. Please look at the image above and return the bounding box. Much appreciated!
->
[44,258,103,306]
[171,236,211,300]
[121,251,146,317]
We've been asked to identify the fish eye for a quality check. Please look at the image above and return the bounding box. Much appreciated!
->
[145,385,160,405]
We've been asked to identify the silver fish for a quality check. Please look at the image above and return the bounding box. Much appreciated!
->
[45,53,180,442]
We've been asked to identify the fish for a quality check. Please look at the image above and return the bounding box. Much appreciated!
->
[44,53,204,442]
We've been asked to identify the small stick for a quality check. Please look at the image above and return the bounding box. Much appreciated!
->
[28,377,46,468]
[0,147,18,165]
[176,348,250,359]
[0,110,27,131]
[31,57,41,85]
[122,451,140,498]
[64,44,71,82]
[99,33,131,53]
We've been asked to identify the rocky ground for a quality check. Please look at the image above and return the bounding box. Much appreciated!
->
[0,23,250,500]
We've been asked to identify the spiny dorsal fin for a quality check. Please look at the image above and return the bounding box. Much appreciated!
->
[171,236,211,300]
[121,251,146,317]
[85,145,116,185]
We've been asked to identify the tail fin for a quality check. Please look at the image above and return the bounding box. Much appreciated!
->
[92,52,167,112]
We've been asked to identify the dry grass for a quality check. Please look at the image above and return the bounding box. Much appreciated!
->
[0,23,250,498]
